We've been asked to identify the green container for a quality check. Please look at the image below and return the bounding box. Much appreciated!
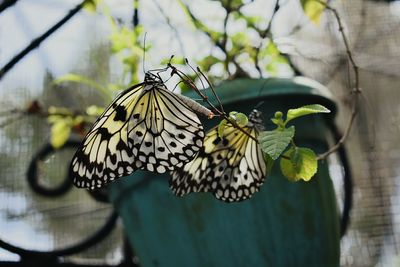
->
[109,77,340,267]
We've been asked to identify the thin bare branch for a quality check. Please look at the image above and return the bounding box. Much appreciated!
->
[315,1,361,160]
[152,0,186,56]
[178,0,250,78]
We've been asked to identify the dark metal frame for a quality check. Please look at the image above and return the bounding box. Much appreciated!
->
[0,139,138,267]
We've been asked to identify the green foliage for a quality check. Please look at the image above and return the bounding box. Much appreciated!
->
[86,105,104,117]
[47,1,330,187]
[262,42,289,76]
[259,126,295,160]
[286,104,330,124]
[83,0,102,13]
[178,0,292,80]
[50,118,73,149]
[280,147,317,182]
[259,104,330,182]
[49,1,147,148]
[301,0,326,24]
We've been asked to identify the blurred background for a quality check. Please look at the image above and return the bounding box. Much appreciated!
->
[0,0,400,266]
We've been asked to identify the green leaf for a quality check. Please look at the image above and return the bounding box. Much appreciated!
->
[258,126,295,160]
[280,146,318,182]
[83,0,101,13]
[50,118,73,149]
[285,104,331,124]
[301,0,326,25]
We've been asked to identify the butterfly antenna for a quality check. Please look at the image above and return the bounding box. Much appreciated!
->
[142,32,148,75]
[257,79,273,97]
[254,101,265,110]
[196,66,225,114]
[185,59,206,90]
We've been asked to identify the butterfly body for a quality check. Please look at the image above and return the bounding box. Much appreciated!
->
[71,72,204,190]
[170,109,267,202]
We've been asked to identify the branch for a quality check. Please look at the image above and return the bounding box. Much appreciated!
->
[253,0,280,77]
[152,0,186,56]
[0,0,88,81]
[0,0,18,14]
[178,0,251,78]
[315,1,361,160]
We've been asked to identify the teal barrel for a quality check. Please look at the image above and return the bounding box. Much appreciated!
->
[108,77,340,267]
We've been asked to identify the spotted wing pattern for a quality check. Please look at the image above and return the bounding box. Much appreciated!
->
[71,76,204,190]
[128,86,204,173]
[170,110,266,202]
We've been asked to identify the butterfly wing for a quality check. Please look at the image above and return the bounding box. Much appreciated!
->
[128,86,204,173]
[70,83,145,189]
[170,123,266,202]
[169,129,217,196]
[71,80,205,190]
[209,125,267,202]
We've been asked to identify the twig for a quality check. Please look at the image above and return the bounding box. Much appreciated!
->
[0,0,18,14]
[178,0,251,78]
[221,3,232,77]
[152,0,186,56]
[253,0,280,77]
[315,1,361,160]
[0,103,93,129]
[0,0,88,80]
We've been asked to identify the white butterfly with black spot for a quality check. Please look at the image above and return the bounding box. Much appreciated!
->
[70,72,205,190]
[170,109,267,202]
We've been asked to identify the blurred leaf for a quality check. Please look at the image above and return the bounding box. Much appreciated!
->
[86,105,104,117]
[160,56,186,65]
[178,0,223,42]
[261,41,289,76]
[83,0,101,13]
[285,104,330,124]
[73,115,85,126]
[280,146,318,182]
[197,55,221,72]
[48,106,73,116]
[266,62,278,75]
[50,118,73,149]
[110,26,137,53]
[236,14,262,28]
[54,74,111,101]
[258,126,295,160]
[218,0,244,10]
[301,0,326,24]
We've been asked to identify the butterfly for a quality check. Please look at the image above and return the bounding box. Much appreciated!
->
[70,71,207,190]
[170,109,267,202]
